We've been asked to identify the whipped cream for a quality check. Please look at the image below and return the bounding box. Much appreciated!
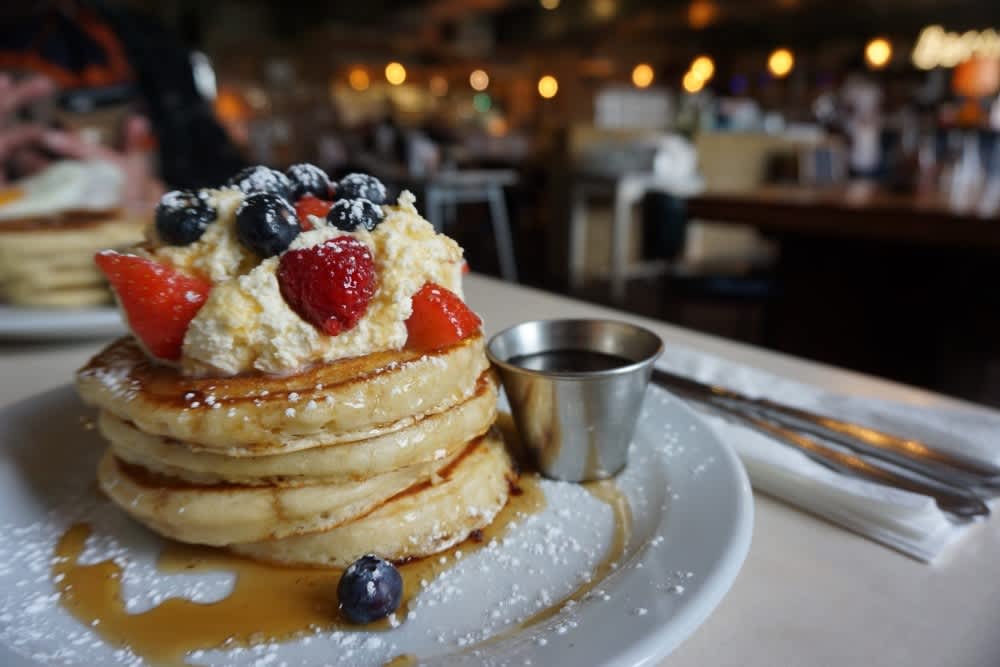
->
[146,190,463,376]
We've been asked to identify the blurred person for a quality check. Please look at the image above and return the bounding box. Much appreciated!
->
[0,1,244,195]
[840,70,883,180]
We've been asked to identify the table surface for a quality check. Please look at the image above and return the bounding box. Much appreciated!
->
[2,273,998,667]
[687,183,1000,249]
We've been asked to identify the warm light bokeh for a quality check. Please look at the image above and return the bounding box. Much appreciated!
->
[691,55,715,81]
[688,0,719,29]
[540,0,560,9]
[348,68,370,91]
[591,0,617,19]
[767,48,795,78]
[865,38,892,69]
[632,63,655,88]
[538,75,559,98]
[470,69,490,91]
[682,70,705,93]
[430,75,449,96]
[385,62,407,86]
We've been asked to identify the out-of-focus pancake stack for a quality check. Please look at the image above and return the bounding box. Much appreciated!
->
[0,161,145,308]
[77,333,514,568]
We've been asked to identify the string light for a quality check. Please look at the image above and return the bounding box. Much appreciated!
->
[385,62,407,86]
[348,68,370,91]
[865,37,892,69]
[470,69,489,91]
[632,63,655,88]
[538,74,559,98]
[682,70,705,93]
[690,55,715,82]
[767,48,794,78]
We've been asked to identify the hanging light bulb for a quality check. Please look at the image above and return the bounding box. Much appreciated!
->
[865,37,892,69]
[348,68,370,91]
[767,48,794,78]
[469,69,490,91]
[385,62,407,85]
[690,55,715,82]
[538,75,559,98]
[632,63,655,88]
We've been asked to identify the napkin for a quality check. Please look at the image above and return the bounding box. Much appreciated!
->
[657,345,1000,562]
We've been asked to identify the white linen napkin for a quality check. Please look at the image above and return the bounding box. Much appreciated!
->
[657,344,1000,562]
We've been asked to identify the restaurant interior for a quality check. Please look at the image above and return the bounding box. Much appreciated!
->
[2,2,1000,666]
[101,0,1000,408]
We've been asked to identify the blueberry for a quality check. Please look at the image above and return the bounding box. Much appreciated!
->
[327,198,383,232]
[235,193,301,257]
[337,554,402,624]
[228,165,293,199]
[286,163,334,200]
[337,173,386,205]
[155,190,216,245]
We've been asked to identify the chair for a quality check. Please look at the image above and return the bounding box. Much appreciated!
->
[423,170,519,282]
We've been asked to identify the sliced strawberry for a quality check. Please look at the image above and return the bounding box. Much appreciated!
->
[294,195,334,230]
[405,282,481,351]
[94,251,211,360]
[461,260,470,274]
[277,237,376,336]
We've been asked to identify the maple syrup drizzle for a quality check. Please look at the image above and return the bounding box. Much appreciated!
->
[53,475,544,667]
[52,412,630,665]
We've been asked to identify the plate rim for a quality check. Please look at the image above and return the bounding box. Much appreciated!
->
[0,304,123,340]
[606,389,754,666]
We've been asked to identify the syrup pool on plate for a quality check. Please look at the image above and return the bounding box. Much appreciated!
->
[51,415,633,665]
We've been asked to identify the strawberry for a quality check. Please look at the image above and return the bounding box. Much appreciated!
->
[94,251,211,360]
[405,282,481,351]
[293,195,334,230]
[277,237,376,336]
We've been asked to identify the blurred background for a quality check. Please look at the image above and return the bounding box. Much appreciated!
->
[3,0,1000,405]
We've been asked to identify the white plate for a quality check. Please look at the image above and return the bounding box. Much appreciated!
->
[0,385,752,666]
[0,305,124,340]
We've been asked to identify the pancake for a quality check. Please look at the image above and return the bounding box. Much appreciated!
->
[101,373,498,485]
[0,217,144,308]
[1,264,106,288]
[0,217,144,256]
[77,334,490,454]
[230,428,514,567]
[97,437,473,546]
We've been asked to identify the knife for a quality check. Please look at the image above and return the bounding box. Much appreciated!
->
[690,395,990,520]
[651,367,1000,494]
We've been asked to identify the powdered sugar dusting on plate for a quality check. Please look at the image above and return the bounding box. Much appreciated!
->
[0,386,731,666]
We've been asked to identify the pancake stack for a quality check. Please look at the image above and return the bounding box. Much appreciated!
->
[0,213,145,307]
[77,333,514,568]
[0,161,144,308]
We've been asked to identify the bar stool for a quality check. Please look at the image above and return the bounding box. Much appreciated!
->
[423,170,519,282]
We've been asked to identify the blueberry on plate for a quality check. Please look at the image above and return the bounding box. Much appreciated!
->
[228,165,293,199]
[286,163,335,200]
[337,554,402,624]
[155,189,216,245]
[235,193,301,257]
[337,173,386,205]
[327,198,384,232]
